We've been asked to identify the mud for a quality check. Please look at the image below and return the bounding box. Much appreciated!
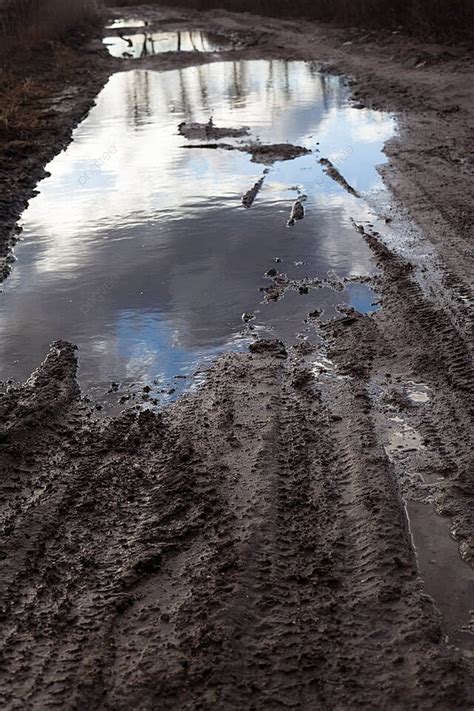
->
[287,199,305,226]
[319,157,360,197]
[181,141,312,164]
[0,340,472,709]
[0,3,473,708]
[259,272,324,303]
[178,119,250,140]
[242,175,265,208]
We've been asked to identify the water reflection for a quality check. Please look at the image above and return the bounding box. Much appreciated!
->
[103,31,234,59]
[106,19,147,29]
[0,60,395,398]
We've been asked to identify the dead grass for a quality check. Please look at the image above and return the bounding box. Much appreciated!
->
[0,0,102,50]
[0,68,46,137]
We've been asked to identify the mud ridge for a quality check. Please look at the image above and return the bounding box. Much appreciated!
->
[242,175,265,208]
[319,157,360,197]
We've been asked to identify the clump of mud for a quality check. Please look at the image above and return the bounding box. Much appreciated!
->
[249,338,287,358]
[259,271,322,302]
[242,175,265,208]
[248,143,311,164]
[182,141,311,165]
[319,157,359,197]
[325,270,345,292]
[178,119,250,140]
[258,267,361,303]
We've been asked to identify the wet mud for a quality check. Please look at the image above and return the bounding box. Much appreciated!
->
[242,175,265,208]
[0,3,473,708]
[181,141,312,164]
[319,157,360,197]
[287,198,305,226]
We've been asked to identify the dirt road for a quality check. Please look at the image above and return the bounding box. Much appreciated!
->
[0,5,473,708]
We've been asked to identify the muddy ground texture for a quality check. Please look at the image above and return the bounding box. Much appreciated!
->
[0,4,473,709]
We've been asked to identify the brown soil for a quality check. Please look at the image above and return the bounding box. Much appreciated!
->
[0,4,473,708]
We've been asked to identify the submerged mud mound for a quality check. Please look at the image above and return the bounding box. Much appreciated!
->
[182,141,311,164]
[248,142,311,164]
[178,119,250,140]
[287,198,305,226]
[0,341,471,709]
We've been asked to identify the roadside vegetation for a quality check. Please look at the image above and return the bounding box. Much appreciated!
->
[0,0,471,45]
[0,0,101,49]
[0,0,104,176]
[112,0,473,42]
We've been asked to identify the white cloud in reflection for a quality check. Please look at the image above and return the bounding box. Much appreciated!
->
[24,61,392,275]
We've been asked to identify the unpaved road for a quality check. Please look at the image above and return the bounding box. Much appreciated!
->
[0,5,473,708]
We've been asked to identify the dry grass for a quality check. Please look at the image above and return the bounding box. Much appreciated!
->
[0,0,101,50]
[111,0,473,41]
[0,68,47,137]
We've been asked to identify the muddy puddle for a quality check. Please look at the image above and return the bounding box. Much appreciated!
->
[103,31,234,59]
[381,400,474,655]
[408,501,474,656]
[0,60,394,405]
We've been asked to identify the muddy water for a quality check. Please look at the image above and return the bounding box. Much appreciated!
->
[0,60,394,402]
[104,31,234,59]
[407,501,474,655]
[382,405,474,655]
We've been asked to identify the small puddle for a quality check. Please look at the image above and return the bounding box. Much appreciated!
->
[0,60,394,403]
[407,501,474,656]
[382,409,473,655]
[385,416,424,458]
[103,31,234,58]
[406,381,431,403]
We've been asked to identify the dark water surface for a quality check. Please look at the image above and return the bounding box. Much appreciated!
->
[0,60,394,401]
